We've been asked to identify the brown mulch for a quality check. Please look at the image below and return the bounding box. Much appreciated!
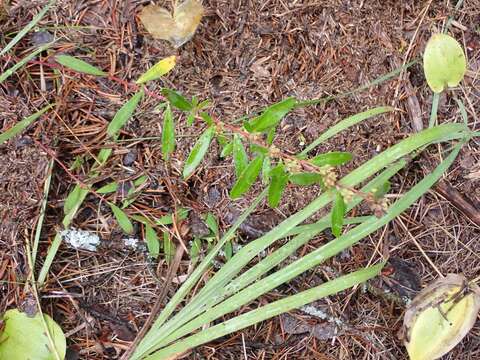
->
[1,0,480,359]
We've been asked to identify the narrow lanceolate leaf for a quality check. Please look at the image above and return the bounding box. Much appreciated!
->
[55,54,107,76]
[136,55,176,84]
[289,172,323,186]
[107,90,144,138]
[0,104,53,145]
[220,141,233,158]
[233,135,248,177]
[183,127,215,178]
[310,152,353,167]
[97,181,118,194]
[190,238,202,265]
[161,88,193,111]
[268,164,288,208]
[331,191,346,237]
[110,203,134,234]
[164,232,175,264]
[162,105,175,160]
[230,156,263,199]
[262,157,271,185]
[145,224,160,258]
[247,97,297,132]
[205,213,219,238]
[224,240,233,260]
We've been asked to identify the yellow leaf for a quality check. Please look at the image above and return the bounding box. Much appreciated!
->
[138,0,204,48]
[402,274,480,360]
[136,55,176,84]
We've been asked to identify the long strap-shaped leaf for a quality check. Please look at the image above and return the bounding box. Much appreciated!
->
[136,161,406,352]
[132,124,467,359]
[148,265,384,359]
[146,140,463,359]
[0,0,55,56]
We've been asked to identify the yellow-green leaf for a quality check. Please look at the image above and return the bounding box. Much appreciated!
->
[423,34,466,93]
[0,308,66,360]
[136,55,176,84]
[403,274,480,360]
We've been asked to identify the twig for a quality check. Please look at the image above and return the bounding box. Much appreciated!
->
[435,181,480,227]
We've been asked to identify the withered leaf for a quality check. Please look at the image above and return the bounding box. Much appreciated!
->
[138,0,204,48]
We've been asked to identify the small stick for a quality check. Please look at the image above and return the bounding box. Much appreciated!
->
[435,181,480,228]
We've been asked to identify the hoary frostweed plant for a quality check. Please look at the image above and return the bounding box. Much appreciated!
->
[0,28,474,359]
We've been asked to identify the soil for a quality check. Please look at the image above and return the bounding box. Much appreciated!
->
[1,0,480,359]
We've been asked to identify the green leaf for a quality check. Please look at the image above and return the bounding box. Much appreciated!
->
[145,224,160,258]
[64,185,83,214]
[331,191,346,237]
[268,164,288,208]
[250,144,268,155]
[162,105,175,160]
[310,152,353,167]
[190,238,202,265]
[266,126,276,145]
[224,240,233,260]
[200,112,214,126]
[183,127,215,178]
[0,308,66,360]
[164,232,175,264]
[289,172,323,186]
[230,156,263,199]
[424,33,466,93]
[247,97,297,132]
[233,135,248,177]
[187,112,195,126]
[262,157,271,185]
[205,213,219,238]
[162,88,193,111]
[97,181,118,194]
[134,175,149,187]
[373,181,391,200]
[136,55,176,84]
[110,203,134,234]
[220,141,233,158]
[55,54,107,76]
[107,90,144,138]
[0,104,53,145]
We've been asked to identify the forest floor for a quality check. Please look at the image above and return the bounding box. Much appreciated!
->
[1,0,480,359]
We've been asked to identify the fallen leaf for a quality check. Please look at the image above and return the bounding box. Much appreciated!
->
[402,274,480,360]
[0,308,66,360]
[138,0,204,48]
[423,33,467,93]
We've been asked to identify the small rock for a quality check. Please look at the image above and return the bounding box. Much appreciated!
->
[31,31,54,47]
[123,149,137,166]
[61,228,100,251]
[188,213,210,238]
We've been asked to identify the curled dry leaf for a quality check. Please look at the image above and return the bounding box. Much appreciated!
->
[402,274,480,360]
[138,0,204,48]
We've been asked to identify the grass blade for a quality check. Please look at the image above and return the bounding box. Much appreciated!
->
[299,106,393,157]
[162,105,175,160]
[146,265,383,359]
[0,104,53,145]
[0,43,52,84]
[0,0,55,56]
[136,55,176,84]
[55,54,107,76]
[107,90,144,137]
[183,127,215,178]
[230,156,263,199]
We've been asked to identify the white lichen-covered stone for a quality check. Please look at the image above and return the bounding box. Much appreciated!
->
[61,228,100,251]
